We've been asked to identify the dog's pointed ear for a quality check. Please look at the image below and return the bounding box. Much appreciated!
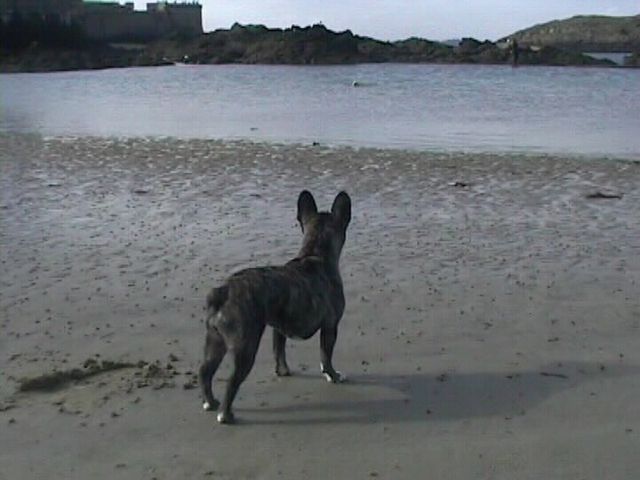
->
[297,190,318,225]
[331,191,351,228]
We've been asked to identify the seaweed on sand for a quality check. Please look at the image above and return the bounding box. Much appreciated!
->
[17,359,135,393]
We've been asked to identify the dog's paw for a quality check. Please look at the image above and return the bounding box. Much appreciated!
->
[216,411,235,425]
[202,399,219,411]
[322,368,347,383]
[275,364,292,377]
[333,371,347,383]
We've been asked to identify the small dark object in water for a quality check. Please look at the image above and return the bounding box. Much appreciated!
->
[448,181,470,188]
[133,189,150,195]
[586,191,622,200]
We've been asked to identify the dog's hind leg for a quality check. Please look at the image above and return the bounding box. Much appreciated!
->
[273,329,291,377]
[217,326,264,424]
[320,325,346,383]
[199,327,227,412]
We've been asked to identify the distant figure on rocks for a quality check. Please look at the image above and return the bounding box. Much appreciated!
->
[511,38,519,67]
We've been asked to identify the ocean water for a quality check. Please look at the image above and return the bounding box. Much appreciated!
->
[1,63,639,158]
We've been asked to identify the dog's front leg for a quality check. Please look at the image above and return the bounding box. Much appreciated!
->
[273,329,291,377]
[320,325,346,383]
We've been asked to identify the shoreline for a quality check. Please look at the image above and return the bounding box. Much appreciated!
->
[2,132,639,164]
[1,134,639,479]
[1,56,636,75]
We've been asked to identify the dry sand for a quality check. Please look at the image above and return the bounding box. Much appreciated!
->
[1,134,639,479]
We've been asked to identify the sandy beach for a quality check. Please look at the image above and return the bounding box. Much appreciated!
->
[1,133,639,479]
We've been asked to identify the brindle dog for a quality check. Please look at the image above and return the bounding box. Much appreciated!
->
[199,190,351,424]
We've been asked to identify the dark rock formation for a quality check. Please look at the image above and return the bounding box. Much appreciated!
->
[146,24,614,67]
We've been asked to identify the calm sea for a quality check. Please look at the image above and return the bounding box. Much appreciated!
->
[1,64,639,158]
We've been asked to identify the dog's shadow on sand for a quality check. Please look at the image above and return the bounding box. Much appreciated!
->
[242,361,638,426]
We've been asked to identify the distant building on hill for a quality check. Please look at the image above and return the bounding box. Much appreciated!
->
[82,1,203,42]
[0,0,82,24]
[0,0,203,42]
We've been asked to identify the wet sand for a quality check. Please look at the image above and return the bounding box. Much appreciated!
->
[1,134,639,479]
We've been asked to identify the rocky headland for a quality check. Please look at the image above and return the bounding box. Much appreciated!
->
[505,14,640,53]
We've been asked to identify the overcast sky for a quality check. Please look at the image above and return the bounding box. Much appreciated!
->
[138,1,638,41]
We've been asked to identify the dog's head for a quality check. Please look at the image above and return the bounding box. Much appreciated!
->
[297,190,351,263]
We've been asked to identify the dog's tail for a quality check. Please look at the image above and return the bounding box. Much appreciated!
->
[204,285,228,329]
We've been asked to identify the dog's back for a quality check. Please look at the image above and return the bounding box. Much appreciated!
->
[206,256,343,340]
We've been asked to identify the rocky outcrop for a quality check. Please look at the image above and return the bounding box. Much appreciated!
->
[504,15,640,53]
[150,23,370,65]
[146,23,614,67]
